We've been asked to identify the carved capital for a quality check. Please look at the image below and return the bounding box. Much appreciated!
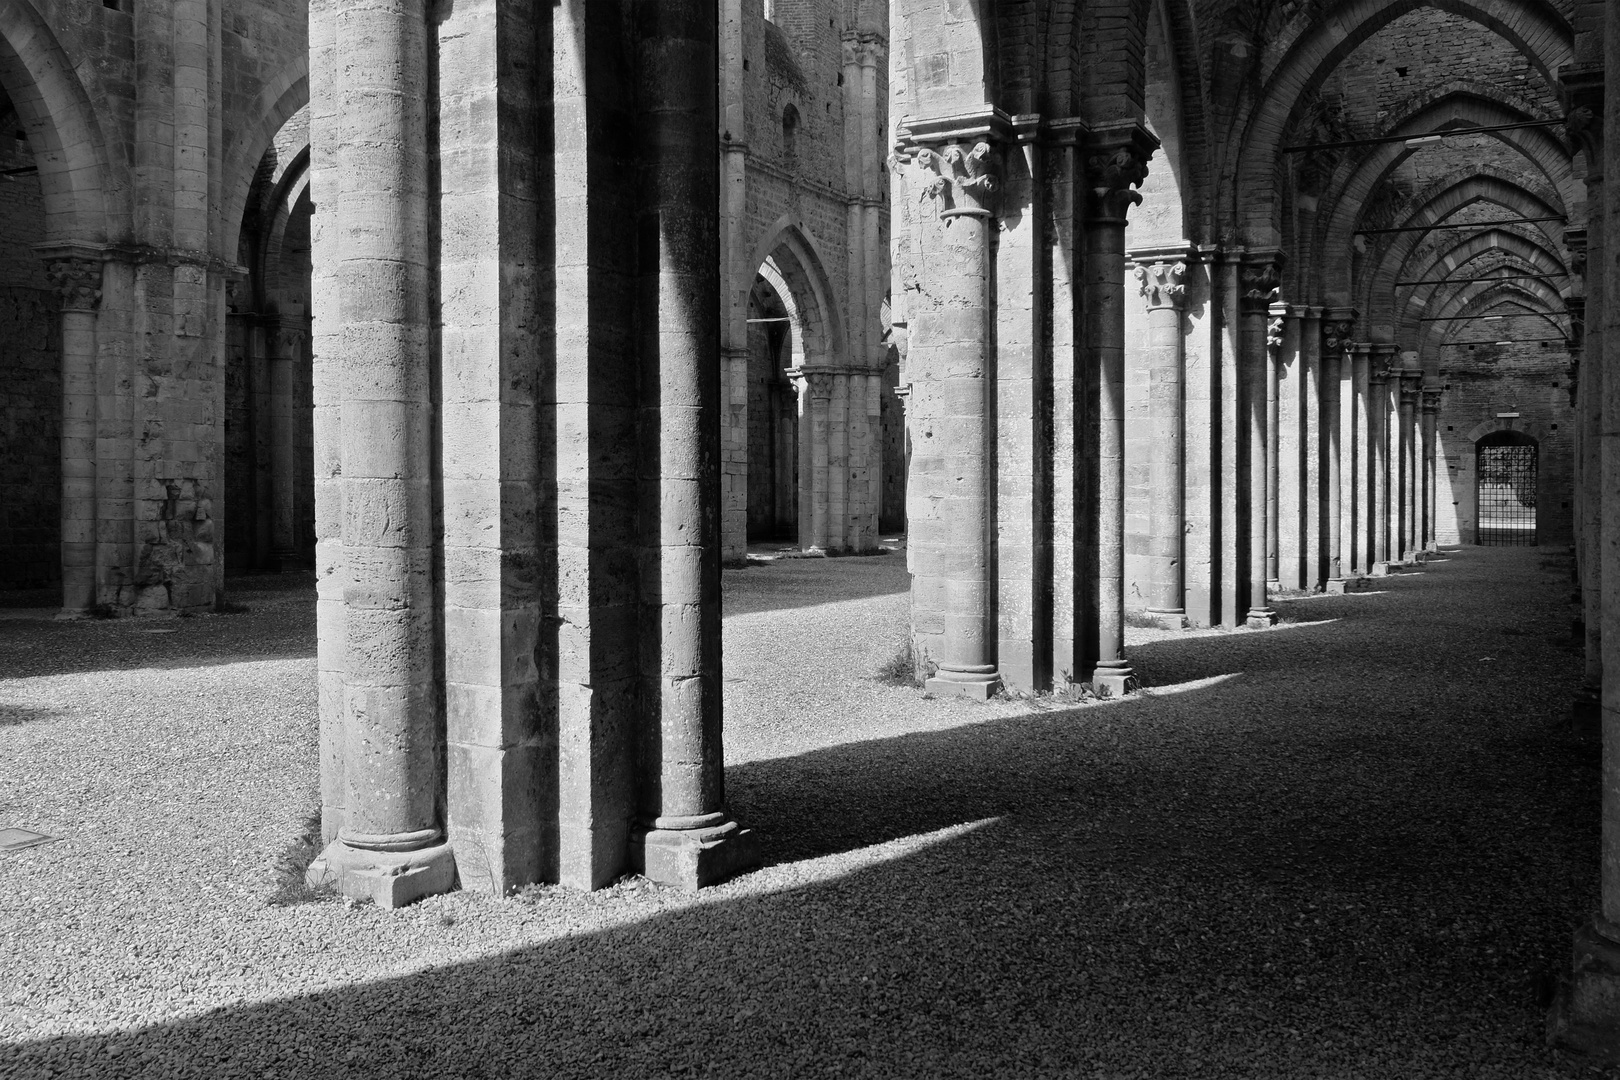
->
[790,367,836,399]
[45,257,103,312]
[1566,105,1601,158]
[1421,388,1442,413]
[1239,259,1281,316]
[1083,122,1157,222]
[1133,260,1186,310]
[1267,314,1286,356]
[273,322,306,355]
[913,140,998,219]
[1320,318,1356,358]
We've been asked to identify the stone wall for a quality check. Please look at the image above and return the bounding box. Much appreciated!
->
[0,287,60,589]
[1433,313,1575,546]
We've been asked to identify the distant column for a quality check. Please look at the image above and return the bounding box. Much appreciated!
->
[1133,257,1187,626]
[1241,255,1280,628]
[1322,315,1355,592]
[42,252,104,616]
[269,313,304,569]
[1368,360,1391,574]
[1084,132,1154,689]
[1421,389,1440,552]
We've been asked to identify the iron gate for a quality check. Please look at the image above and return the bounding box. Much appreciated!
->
[1476,443,1537,546]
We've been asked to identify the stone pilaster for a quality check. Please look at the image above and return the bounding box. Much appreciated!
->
[1349,343,1374,576]
[1131,251,1187,628]
[1241,254,1280,628]
[40,249,104,617]
[906,135,1002,700]
[1275,303,1304,591]
[1083,124,1155,689]
[1368,347,1397,575]
[1547,49,1620,1058]
[268,313,304,570]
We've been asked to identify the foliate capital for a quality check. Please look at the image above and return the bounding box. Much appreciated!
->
[1133,260,1186,310]
[1321,318,1356,358]
[45,257,103,312]
[913,140,998,219]
[1421,388,1442,412]
[1084,123,1157,222]
[1239,259,1281,316]
[274,322,307,354]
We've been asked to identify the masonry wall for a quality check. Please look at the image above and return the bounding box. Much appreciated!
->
[0,95,60,590]
[1433,315,1575,547]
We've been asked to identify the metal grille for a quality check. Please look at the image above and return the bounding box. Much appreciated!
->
[1477,444,1537,546]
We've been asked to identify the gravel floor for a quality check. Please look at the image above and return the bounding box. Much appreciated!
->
[0,546,1611,1078]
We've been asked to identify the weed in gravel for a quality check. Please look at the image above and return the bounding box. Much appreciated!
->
[1123,609,1163,629]
[266,809,337,907]
[876,644,917,686]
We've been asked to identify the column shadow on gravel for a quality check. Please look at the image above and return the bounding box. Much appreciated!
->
[3,640,1600,1078]
[3,550,1598,1077]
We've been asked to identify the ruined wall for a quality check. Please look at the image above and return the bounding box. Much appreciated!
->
[1433,312,1574,546]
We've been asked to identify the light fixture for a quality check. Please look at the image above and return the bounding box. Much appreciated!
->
[1403,134,1444,148]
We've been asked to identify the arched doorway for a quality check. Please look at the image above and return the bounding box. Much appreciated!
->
[746,270,799,542]
[1475,429,1537,546]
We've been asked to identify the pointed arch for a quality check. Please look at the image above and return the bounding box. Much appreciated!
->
[0,2,114,243]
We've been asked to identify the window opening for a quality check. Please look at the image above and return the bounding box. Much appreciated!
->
[1476,433,1536,546]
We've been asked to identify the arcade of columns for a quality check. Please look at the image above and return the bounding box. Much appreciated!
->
[17,0,1620,1058]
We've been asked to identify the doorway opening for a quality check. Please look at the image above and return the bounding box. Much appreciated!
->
[1476,430,1537,547]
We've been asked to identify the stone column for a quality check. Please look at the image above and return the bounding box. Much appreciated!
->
[1399,372,1420,562]
[41,251,103,616]
[1083,131,1153,691]
[829,371,851,550]
[907,138,1001,700]
[1421,389,1440,552]
[1299,306,1323,590]
[628,0,757,889]
[1349,344,1373,576]
[793,368,834,551]
[1133,256,1186,627]
[1368,360,1391,575]
[1266,303,1286,592]
[268,313,304,569]
[1323,317,1355,591]
[1276,305,1303,590]
[306,0,454,908]
[1241,256,1280,628]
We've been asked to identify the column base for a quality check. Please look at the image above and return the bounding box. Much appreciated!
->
[1402,548,1419,563]
[1246,608,1277,629]
[307,836,457,908]
[1549,922,1620,1061]
[925,666,1002,701]
[630,817,759,891]
[1370,561,1391,577]
[1569,685,1602,736]
[270,547,304,572]
[1144,608,1186,630]
[1089,661,1136,698]
[1324,577,1356,595]
[1266,578,1281,592]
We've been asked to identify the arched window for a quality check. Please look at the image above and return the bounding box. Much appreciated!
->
[782,104,799,168]
[1475,429,1537,547]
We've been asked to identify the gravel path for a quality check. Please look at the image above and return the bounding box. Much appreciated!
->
[0,547,1609,1078]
